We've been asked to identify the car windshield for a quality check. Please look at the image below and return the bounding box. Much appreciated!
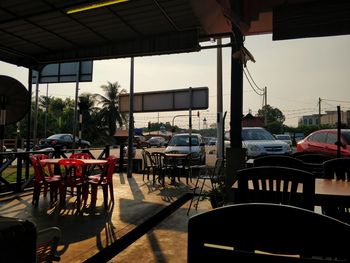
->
[168,135,199,146]
[242,129,275,141]
[47,134,64,139]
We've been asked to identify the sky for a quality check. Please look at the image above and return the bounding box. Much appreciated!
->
[1,33,350,131]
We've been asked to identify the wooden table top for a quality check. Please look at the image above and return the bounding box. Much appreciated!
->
[164,153,188,158]
[40,158,107,165]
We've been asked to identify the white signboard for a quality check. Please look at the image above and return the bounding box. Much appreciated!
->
[32,61,93,84]
[119,87,208,113]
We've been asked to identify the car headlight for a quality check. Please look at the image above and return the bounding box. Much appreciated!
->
[247,144,261,152]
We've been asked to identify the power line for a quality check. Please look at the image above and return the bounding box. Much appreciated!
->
[244,66,264,92]
[243,69,264,96]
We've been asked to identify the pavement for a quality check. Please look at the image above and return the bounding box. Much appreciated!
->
[0,148,216,262]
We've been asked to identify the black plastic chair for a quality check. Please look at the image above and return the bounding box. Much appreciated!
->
[321,157,350,223]
[253,155,304,169]
[188,203,350,262]
[187,158,225,215]
[236,166,315,210]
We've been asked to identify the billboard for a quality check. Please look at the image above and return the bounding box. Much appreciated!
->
[32,61,93,84]
[119,87,208,113]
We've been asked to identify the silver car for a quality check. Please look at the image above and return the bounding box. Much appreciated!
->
[225,127,291,158]
[164,133,206,164]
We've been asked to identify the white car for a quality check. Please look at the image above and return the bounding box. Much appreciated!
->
[164,133,206,164]
[225,127,291,158]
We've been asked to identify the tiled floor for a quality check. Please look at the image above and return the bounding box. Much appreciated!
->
[0,170,213,262]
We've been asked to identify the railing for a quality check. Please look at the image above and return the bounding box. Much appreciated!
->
[0,145,113,194]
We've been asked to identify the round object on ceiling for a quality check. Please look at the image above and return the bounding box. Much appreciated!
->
[0,75,30,125]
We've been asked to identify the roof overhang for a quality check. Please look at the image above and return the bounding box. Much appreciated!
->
[0,0,349,69]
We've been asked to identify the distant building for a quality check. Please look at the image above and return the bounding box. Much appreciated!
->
[321,111,348,126]
[299,114,320,126]
[242,113,264,127]
[299,110,350,126]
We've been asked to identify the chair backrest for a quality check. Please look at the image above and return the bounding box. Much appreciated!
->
[102,155,116,183]
[188,203,350,263]
[293,153,333,164]
[32,154,49,160]
[253,155,304,169]
[141,150,150,167]
[58,158,85,178]
[322,158,350,223]
[31,158,46,182]
[151,152,166,169]
[31,154,54,176]
[70,153,92,159]
[236,166,315,210]
[211,158,225,184]
[323,157,350,180]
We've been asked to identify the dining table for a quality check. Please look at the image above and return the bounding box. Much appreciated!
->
[163,153,188,184]
[40,158,108,178]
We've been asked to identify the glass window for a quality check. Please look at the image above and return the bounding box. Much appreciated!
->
[308,132,327,143]
[242,128,275,141]
[325,133,337,144]
[342,131,350,145]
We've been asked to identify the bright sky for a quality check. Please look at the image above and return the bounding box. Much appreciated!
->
[1,33,350,130]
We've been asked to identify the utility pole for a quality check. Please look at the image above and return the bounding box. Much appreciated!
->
[318,97,322,126]
[264,86,267,126]
[217,37,224,158]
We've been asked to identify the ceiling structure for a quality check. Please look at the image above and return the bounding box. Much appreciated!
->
[0,0,349,70]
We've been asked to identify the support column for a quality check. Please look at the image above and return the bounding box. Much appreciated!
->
[226,26,246,201]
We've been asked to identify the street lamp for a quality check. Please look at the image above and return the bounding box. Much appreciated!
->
[203,117,207,129]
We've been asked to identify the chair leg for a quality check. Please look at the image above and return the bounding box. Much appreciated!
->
[32,183,42,206]
[194,178,207,210]
[102,185,108,209]
[76,186,82,212]
[187,176,201,215]
[90,184,98,207]
[109,182,114,203]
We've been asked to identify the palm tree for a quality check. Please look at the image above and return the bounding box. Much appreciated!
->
[94,81,127,136]
[78,93,100,142]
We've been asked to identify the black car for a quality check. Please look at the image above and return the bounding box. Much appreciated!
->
[38,134,91,149]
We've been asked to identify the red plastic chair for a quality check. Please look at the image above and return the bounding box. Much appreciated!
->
[31,154,57,178]
[70,153,92,159]
[58,158,86,211]
[31,157,62,206]
[87,155,116,209]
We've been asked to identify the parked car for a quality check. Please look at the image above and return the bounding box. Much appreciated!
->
[225,127,291,158]
[275,134,293,147]
[38,134,90,150]
[296,129,350,157]
[134,135,150,148]
[164,133,206,164]
[147,136,166,147]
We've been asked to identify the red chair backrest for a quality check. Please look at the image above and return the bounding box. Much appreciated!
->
[102,155,116,183]
[70,153,92,159]
[58,158,85,177]
[31,158,45,182]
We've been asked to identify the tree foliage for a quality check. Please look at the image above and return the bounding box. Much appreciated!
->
[6,81,129,147]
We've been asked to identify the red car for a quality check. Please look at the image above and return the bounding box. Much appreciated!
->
[296,129,350,157]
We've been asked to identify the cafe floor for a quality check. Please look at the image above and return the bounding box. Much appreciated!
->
[0,170,212,263]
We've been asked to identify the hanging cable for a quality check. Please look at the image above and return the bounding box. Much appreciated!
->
[243,69,264,96]
[244,66,264,92]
